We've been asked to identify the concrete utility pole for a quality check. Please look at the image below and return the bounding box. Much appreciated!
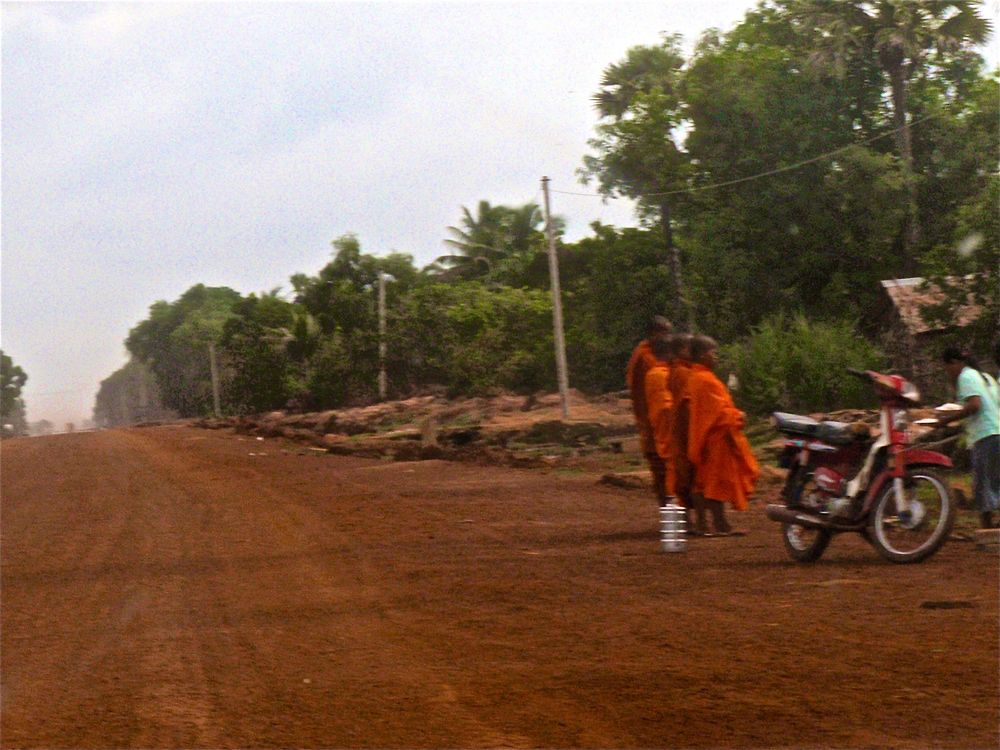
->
[541,176,570,420]
[208,342,221,418]
[378,271,388,401]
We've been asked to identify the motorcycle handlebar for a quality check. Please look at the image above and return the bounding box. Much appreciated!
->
[846,368,872,380]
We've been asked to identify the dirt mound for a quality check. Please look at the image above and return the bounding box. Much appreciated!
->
[194,390,637,468]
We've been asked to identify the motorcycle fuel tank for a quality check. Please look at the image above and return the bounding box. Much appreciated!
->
[814,466,845,495]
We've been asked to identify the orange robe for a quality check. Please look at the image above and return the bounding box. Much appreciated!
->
[643,363,672,460]
[666,360,693,499]
[686,363,759,511]
[625,339,659,454]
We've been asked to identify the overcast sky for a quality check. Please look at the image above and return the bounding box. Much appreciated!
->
[2,2,997,428]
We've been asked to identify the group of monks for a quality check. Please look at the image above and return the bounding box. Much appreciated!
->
[626,316,760,537]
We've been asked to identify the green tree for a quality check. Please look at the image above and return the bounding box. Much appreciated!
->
[126,285,241,416]
[93,359,170,427]
[433,200,512,279]
[919,174,999,357]
[219,292,298,413]
[291,235,422,406]
[1,350,28,435]
[679,7,892,336]
[385,282,555,395]
[909,67,999,256]
[559,224,677,392]
[790,0,992,270]
[431,201,557,285]
[722,314,885,414]
[580,34,694,330]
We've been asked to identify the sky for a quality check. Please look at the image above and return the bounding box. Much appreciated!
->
[2,1,997,428]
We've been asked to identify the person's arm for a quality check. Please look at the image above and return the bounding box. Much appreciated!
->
[938,395,982,425]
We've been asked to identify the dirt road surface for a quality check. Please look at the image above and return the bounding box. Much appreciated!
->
[2,425,997,749]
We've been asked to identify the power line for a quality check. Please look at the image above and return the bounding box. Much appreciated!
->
[555,111,941,200]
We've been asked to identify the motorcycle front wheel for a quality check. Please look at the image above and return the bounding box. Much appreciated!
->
[868,469,954,564]
[781,522,832,563]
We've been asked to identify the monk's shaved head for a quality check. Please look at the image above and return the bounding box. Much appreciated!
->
[689,335,718,363]
[649,315,673,336]
[668,333,692,359]
[651,336,672,361]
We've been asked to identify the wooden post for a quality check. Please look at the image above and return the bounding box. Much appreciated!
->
[541,176,570,420]
[378,271,387,401]
[208,342,221,418]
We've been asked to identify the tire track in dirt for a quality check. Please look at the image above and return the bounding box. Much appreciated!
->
[3,431,224,747]
[115,428,538,747]
[3,426,998,748]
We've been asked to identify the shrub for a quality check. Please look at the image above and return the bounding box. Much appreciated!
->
[721,314,884,415]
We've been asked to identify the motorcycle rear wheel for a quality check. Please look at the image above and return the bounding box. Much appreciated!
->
[867,469,954,564]
[781,522,832,563]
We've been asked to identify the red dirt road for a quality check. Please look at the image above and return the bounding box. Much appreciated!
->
[2,425,997,749]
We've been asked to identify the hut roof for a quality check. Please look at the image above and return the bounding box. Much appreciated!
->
[880,276,982,336]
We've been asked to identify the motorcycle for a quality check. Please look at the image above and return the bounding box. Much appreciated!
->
[765,368,955,564]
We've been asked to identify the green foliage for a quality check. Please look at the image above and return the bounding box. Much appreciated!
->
[580,34,693,327]
[431,201,559,285]
[722,314,885,414]
[386,283,555,396]
[1,350,27,413]
[219,293,299,413]
[1,350,28,434]
[561,224,675,392]
[681,7,904,337]
[126,285,241,417]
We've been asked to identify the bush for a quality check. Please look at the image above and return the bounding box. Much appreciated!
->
[721,314,884,415]
[386,282,555,396]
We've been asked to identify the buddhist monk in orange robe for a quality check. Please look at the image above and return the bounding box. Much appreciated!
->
[666,334,697,523]
[643,337,673,506]
[685,335,759,536]
[626,316,672,505]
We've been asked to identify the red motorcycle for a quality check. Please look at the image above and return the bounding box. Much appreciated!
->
[765,369,954,563]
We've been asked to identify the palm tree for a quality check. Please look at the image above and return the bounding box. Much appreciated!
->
[434,200,509,279]
[586,35,693,330]
[792,0,992,271]
[434,201,554,282]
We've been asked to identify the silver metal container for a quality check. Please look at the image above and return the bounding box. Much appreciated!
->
[659,501,686,552]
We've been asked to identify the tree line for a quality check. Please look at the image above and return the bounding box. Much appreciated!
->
[96,0,997,423]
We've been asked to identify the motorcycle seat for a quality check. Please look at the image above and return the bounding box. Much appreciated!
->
[773,412,860,445]
[814,421,857,445]
[773,412,819,436]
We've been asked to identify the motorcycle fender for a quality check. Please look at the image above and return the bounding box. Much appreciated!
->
[860,453,953,513]
[901,449,953,469]
[861,471,893,513]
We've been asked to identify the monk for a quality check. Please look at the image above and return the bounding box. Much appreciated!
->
[685,335,759,536]
[625,316,673,506]
[642,336,673,507]
[666,334,697,525]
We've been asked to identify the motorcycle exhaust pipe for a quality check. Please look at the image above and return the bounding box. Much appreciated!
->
[765,504,829,529]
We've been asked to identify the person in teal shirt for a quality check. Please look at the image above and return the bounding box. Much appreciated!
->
[939,347,1000,529]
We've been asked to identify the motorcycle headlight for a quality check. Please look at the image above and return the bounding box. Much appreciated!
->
[893,408,909,429]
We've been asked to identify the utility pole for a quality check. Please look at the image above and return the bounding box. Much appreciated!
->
[208,342,221,418]
[541,176,570,420]
[137,366,149,421]
[378,271,388,401]
[119,388,130,426]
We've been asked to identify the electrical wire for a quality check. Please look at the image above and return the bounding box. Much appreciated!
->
[553,110,941,199]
